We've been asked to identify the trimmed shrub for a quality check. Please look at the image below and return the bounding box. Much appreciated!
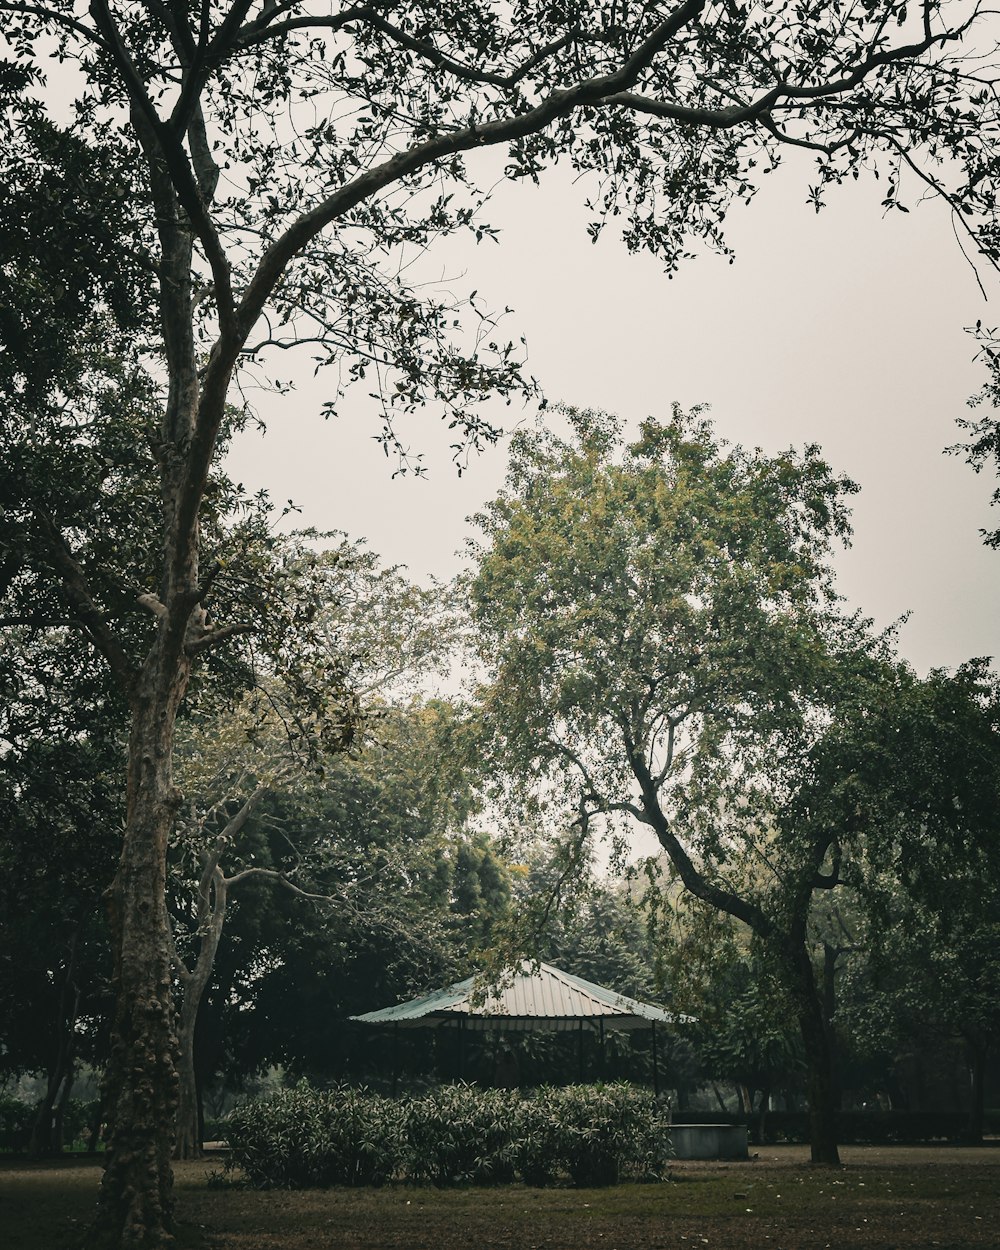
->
[513,1088,565,1187]
[226,1083,403,1188]
[225,1080,671,1190]
[538,1084,671,1187]
[403,1085,519,1186]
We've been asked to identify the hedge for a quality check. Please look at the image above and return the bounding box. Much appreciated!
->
[225,1081,671,1189]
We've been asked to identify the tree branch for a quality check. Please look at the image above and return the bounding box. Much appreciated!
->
[184,621,256,655]
[234,8,585,90]
[88,0,237,342]
[33,511,137,694]
[0,1,110,50]
[234,0,708,336]
[623,723,771,935]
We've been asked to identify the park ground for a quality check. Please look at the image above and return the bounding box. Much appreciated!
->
[1,1145,998,1250]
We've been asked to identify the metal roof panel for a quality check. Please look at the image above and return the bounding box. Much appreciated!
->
[351,961,692,1030]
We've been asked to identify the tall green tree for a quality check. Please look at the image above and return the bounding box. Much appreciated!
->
[468,406,904,1163]
[838,663,1000,1137]
[472,414,1000,1160]
[7,4,1000,1240]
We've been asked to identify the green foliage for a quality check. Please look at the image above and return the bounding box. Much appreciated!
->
[191,697,509,1089]
[652,891,803,1099]
[225,1084,404,1189]
[226,1082,670,1190]
[524,1084,671,1188]
[0,735,119,1089]
[0,1097,99,1154]
[0,1096,35,1152]
[403,1084,518,1186]
[469,405,863,864]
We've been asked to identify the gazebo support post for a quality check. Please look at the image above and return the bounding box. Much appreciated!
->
[392,1022,399,1098]
[651,1022,660,1098]
[578,1020,584,1083]
[599,1019,605,1080]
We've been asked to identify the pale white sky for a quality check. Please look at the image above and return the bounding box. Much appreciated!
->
[226,152,1000,678]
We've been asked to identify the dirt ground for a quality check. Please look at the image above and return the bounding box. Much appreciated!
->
[1,1144,998,1250]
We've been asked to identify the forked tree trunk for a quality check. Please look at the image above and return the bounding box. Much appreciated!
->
[95,656,190,1246]
[174,814,251,1160]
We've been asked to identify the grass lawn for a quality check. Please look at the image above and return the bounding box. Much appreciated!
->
[1,1145,997,1250]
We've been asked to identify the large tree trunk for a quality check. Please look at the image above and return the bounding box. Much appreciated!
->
[174,1000,201,1162]
[788,941,841,1166]
[95,656,189,1246]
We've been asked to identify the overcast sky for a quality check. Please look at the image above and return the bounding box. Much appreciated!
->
[226,150,1000,678]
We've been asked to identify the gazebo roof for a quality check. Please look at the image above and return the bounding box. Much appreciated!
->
[350,960,690,1032]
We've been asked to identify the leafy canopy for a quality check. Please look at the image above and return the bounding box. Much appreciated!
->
[469,404,858,816]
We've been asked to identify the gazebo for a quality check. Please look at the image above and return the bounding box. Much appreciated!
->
[350,960,688,1095]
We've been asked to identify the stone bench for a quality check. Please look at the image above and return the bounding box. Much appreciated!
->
[670,1123,748,1160]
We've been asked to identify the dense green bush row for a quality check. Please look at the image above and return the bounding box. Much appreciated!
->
[225,1082,671,1189]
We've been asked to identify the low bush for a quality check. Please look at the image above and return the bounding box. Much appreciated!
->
[403,1085,519,1186]
[226,1081,671,1190]
[538,1084,671,1186]
[226,1083,403,1188]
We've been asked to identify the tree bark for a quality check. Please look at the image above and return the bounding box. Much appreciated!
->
[95,656,190,1246]
[788,941,841,1166]
[174,1000,201,1162]
[173,867,228,1161]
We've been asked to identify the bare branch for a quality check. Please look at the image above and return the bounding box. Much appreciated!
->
[221,865,330,899]
[184,621,256,655]
[137,593,169,620]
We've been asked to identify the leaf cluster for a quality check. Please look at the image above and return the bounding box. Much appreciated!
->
[225,1079,671,1189]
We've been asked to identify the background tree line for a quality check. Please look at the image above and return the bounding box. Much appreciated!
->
[3,406,998,1167]
[4,3,1000,1243]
